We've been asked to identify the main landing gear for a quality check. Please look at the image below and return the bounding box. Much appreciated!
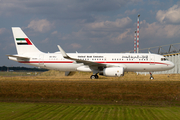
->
[90,74,99,79]
[150,72,154,80]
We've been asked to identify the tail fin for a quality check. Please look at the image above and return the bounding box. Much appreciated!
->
[12,27,42,54]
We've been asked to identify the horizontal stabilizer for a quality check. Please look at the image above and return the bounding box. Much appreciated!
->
[6,55,30,59]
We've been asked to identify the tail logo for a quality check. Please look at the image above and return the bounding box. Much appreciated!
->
[16,38,32,45]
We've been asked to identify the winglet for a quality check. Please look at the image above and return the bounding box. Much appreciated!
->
[57,45,69,58]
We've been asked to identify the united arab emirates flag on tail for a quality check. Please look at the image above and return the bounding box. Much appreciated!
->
[16,38,32,45]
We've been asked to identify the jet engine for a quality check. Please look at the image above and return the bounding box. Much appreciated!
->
[99,67,124,77]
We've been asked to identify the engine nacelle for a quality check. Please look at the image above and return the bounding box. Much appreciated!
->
[99,67,124,77]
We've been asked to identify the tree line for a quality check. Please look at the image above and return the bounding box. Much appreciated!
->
[0,66,48,72]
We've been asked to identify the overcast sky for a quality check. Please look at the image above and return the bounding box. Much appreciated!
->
[1,0,180,67]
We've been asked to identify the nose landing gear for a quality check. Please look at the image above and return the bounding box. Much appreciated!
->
[150,72,154,79]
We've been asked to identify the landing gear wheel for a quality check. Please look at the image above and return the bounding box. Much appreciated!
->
[90,75,96,79]
[90,75,99,79]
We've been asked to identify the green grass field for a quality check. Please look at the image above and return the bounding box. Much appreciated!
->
[1,102,180,120]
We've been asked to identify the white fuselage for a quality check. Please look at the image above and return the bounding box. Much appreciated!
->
[9,52,174,72]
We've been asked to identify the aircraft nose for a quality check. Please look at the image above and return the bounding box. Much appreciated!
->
[169,61,175,69]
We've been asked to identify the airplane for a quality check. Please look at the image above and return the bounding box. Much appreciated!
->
[7,27,174,79]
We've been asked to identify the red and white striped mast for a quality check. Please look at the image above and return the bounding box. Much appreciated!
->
[137,14,140,53]
[134,31,137,53]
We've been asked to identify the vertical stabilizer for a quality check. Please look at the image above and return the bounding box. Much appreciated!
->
[12,27,42,55]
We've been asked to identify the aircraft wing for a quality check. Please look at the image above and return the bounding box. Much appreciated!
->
[65,56,107,67]
[57,45,109,69]
[6,55,30,60]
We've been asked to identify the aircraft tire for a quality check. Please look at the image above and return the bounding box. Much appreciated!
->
[90,75,99,79]
[90,75,96,79]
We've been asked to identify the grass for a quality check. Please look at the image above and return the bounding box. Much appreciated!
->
[1,102,180,120]
[1,70,179,81]
[0,72,180,105]
[0,71,42,76]
[1,71,180,119]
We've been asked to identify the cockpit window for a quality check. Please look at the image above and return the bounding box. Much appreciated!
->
[161,58,168,61]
